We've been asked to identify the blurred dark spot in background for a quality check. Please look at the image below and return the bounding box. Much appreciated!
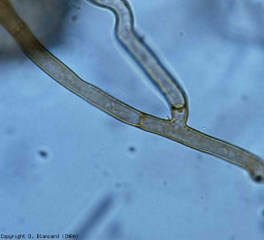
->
[128,146,135,152]
[0,0,81,60]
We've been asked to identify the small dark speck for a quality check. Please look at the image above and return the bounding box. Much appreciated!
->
[179,32,184,36]
[262,209,264,216]
[39,150,48,158]
[128,146,136,152]
[138,34,145,42]
[71,15,78,22]
[171,105,177,110]
[254,175,263,183]
[36,146,52,161]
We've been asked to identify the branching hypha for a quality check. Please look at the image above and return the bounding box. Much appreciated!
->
[1,0,264,182]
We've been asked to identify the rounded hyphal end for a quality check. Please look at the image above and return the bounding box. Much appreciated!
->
[253,175,263,183]
[249,165,264,183]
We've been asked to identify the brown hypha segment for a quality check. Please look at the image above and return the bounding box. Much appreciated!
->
[1,0,264,182]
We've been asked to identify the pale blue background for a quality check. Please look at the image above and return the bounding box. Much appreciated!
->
[0,0,264,239]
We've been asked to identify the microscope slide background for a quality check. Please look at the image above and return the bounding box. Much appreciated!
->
[0,0,264,239]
